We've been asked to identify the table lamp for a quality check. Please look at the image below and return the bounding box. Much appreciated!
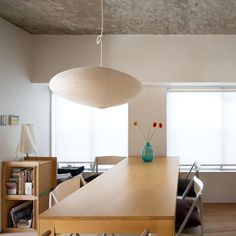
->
[16,124,38,160]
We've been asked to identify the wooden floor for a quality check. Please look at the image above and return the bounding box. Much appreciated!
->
[1,204,236,236]
[203,204,236,236]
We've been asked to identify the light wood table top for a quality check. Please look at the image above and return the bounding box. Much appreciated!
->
[40,156,179,220]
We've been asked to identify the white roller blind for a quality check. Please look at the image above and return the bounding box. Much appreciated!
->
[167,91,236,164]
[51,95,128,162]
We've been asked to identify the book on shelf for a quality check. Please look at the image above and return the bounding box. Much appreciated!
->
[16,219,32,228]
[6,182,17,195]
[8,212,14,228]
[9,201,33,228]
[6,167,34,195]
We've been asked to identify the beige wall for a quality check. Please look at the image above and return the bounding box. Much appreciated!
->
[32,35,100,83]
[129,85,167,156]
[32,35,236,84]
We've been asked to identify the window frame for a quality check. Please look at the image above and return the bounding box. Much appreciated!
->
[166,87,236,170]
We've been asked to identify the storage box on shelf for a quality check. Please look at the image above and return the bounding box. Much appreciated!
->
[2,157,57,233]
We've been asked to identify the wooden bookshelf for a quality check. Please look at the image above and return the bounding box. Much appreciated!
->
[2,157,57,233]
[5,195,38,201]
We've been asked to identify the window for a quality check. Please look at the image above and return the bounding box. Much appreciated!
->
[51,95,128,162]
[167,90,236,164]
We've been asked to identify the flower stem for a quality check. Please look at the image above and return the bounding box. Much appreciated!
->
[147,127,150,143]
[138,125,147,142]
[148,128,156,143]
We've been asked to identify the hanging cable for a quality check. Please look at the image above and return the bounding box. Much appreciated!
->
[96,0,104,67]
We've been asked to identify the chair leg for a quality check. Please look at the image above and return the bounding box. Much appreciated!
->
[199,198,204,236]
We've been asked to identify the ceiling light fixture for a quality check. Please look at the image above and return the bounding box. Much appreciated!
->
[49,0,143,108]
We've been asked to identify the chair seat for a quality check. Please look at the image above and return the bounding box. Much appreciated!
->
[58,166,85,177]
[178,179,196,197]
[176,198,201,230]
[85,173,102,182]
[57,173,72,183]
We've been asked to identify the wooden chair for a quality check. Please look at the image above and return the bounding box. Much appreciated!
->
[176,176,204,236]
[49,174,86,236]
[85,156,126,182]
[178,162,201,197]
[93,156,126,173]
[49,174,86,208]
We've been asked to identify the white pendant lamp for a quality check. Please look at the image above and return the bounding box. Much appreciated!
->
[49,0,143,109]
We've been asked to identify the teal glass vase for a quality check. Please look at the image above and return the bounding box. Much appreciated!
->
[141,143,154,162]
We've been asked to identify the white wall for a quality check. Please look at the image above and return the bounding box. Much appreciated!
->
[0,18,51,162]
[0,18,51,230]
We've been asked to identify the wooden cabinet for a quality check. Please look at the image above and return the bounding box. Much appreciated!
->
[1,157,57,233]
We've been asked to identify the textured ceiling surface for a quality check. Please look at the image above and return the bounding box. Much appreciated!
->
[0,0,236,35]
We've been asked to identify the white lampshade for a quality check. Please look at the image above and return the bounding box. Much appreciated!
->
[16,124,38,155]
[49,67,144,108]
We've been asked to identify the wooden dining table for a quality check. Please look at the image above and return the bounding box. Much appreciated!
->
[38,156,179,236]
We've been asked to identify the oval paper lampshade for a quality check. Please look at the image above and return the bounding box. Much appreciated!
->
[49,67,144,108]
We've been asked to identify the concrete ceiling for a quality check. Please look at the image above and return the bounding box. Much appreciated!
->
[0,0,236,35]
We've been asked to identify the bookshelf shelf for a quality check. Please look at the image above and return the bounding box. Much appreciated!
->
[4,227,36,232]
[2,157,57,233]
[5,195,38,201]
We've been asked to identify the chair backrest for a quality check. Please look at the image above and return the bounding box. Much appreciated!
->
[93,156,126,173]
[176,176,204,236]
[193,175,204,197]
[73,173,87,186]
[185,161,201,179]
[49,174,85,208]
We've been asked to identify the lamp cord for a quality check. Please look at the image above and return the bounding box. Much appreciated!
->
[96,0,104,67]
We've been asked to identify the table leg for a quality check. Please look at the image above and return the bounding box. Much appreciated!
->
[38,219,55,236]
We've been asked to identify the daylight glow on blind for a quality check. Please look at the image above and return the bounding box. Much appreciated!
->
[167,92,236,164]
[51,95,128,162]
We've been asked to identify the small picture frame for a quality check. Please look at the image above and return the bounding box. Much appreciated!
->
[0,115,7,126]
[8,115,19,125]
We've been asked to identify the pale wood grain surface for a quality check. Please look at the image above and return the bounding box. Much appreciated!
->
[39,156,179,220]
[204,203,236,235]
[3,204,236,236]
